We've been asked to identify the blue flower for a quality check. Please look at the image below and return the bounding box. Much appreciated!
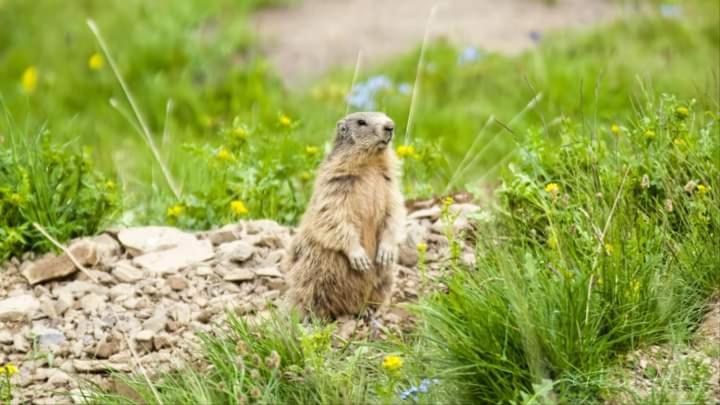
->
[398,83,412,95]
[398,378,440,401]
[347,75,394,109]
[458,46,482,65]
[529,30,542,43]
[659,4,682,18]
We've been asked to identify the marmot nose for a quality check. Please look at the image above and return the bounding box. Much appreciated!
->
[383,124,394,139]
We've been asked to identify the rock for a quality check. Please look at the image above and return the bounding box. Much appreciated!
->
[111,261,144,283]
[55,293,73,315]
[223,268,255,282]
[166,275,189,291]
[133,240,214,275]
[143,310,168,333]
[109,284,135,301]
[13,333,30,353]
[73,360,131,373]
[152,334,172,350]
[216,240,254,263]
[169,303,191,326]
[95,338,121,359]
[80,293,106,313]
[21,241,97,285]
[33,326,65,348]
[207,224,242,245]
[409,206,441,221]
[0,330,13,344]
[38,296,58,319]
[90,234,121,265]
[117,226,198,256]
[245,220,284,235]
[0,294,40,321]
[134,330,154,341]
[55,281,104,299]
[195,266,213,276]
[255,266,283,278]
[398,244,419,267]
[47,369,71,386]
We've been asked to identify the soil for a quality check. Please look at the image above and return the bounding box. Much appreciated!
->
[253,0,622,85]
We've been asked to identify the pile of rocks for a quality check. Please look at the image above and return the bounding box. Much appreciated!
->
[0,202,484,404]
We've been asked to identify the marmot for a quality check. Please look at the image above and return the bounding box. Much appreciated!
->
[284,112,406,319]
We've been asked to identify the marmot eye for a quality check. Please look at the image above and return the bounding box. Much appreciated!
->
[357,119,367,126]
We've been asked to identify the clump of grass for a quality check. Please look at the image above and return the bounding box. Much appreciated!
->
[0,114,119,261]
[418,94,719,402]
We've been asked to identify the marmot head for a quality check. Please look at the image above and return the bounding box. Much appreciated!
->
[334,112,395,154]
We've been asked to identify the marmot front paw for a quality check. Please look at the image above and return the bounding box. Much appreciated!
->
[349,247,373,272]
[376,243,396,268]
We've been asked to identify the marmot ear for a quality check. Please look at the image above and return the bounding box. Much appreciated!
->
[336,119,349,138]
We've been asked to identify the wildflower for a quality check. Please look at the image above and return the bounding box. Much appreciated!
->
[458,46,482,64]
[305,146,320,157]
[660,4,683,18]
[697,184,710,195]
[544,182,560,196]
[643,130,656,139]
[399,379,439,401]
[547,235,558,250]
[398,83,412,95]
[230,200,249,216]
[673,138,686,147]
[216,147,233,161]
[88,53,104,70]
[21,66,38,94]
[382,355,403,372]
[416,242,428,254]
[249,387,262,398]
[528,30,542,43]
[233,126,248,140]
[167,204,184,218]
[610,124,621,135]
[278,114,292,127]
[442,196,454,208]
[664,198,674,213]
[675,106,689,119]
[299,171,312,181]
[346,75,393,110]
[396,145,417,159]
[105,180,116,190]
[629,279,640,295]
[0,363,17,376]
[604,243,614,256]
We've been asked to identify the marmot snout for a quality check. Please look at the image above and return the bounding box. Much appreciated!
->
[284,112,406,319]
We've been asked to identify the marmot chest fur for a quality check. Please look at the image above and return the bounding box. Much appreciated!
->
[285,112,406,319]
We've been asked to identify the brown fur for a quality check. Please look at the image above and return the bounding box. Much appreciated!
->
[284,112,406,319]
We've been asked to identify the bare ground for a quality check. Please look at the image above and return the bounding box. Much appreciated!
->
[253,0,622,85]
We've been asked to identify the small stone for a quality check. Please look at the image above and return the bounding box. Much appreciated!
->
[89,234,121,264]
[13,334,30,353]
[55,293,73,316]
[55,281,104,299]
[166,275,189,291]
[21,241,97,285]
[33,326,65,348]
[134,330,154,341]
[47,369,71,386]
[152,333,172,350]
[207,224,242,245]
[143,310,167,333]
[0,330,13,344]
[117,226,198,256]
[73,359,131,373]
[255,266,283,278]
[263,250,285,265]
[80,293,106,313]
[195,266,213,276]
[216,240,254,263]
[95,338,121,359]
[223,268,255,282]
[398,244,419,267]
[133,240,214,275]
[109,284,135,300]
[112,261,144,283]
[409,206,441,221]
[0,294,40,321]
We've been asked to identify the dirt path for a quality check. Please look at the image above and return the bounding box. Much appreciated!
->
[253,0,621,85]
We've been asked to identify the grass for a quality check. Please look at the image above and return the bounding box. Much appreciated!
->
[0,0,719,403]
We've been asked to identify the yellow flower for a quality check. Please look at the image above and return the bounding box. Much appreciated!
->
[442,196,454,209]
[230,200,249,216]
[643,130,656,139]
[416,242,428,254]
[105,180,116,190]
[604,243,614,255]
[629,279,640,295]
[673,138,686,147]
[21,66,38,94]
[299,171,312,181]
[167,204,185,218]
[544,182,560,195]
[216,147,233,161]
[610,124,621,135]
[305,146,320,157]
[1,363,17,376]
[396,145,417,159]
[233,127,248,140]
[696,184,710,195]
[88,53,104,70]
[675,106,689,119]
[382,355,403,371]
[279,114,292,127]
[547,235,558,250]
